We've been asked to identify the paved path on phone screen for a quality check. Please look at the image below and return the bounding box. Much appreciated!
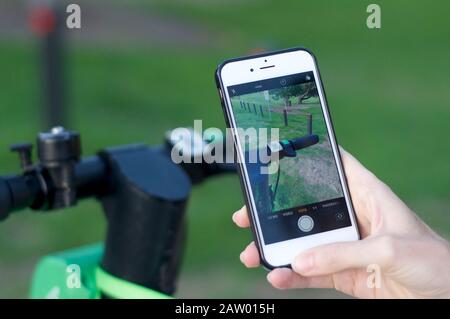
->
[0,1,216,50]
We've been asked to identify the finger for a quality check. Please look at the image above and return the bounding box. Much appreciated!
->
[339,147,376,212]
[240,241,260,268]
[267,268,333,290]
[292,236,394,276]
[232,206,250,228]
[339,146,395,214]
[340,147,415,235]
[338,147,376,236]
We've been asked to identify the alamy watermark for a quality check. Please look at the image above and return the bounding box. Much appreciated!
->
[64,4,380,31]
[66,4,81,29]
[170,120,281,175]
[366,4,381,29]
[66,264,81,289]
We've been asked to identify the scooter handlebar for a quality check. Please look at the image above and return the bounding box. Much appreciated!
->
[0,156,107,221]
[0,137,236,221]
[290,134,319,151]
[268,134,319,160]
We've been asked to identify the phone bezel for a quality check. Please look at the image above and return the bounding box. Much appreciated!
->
[216,47,360,269]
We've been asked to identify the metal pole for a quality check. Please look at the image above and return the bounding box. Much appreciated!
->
[29,1,68,129]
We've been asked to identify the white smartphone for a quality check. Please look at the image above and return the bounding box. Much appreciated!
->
[215,47,360,269]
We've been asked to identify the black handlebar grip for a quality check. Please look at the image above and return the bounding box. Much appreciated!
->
[290,134,319,151]
[0,174,43,220]
[0,178,13,220]
[0,156,106,221]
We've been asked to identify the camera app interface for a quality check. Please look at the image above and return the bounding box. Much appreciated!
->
[228,71,352,244]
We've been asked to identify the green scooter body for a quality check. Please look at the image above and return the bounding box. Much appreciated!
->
[30,243,170,299]
[30,243,103,299]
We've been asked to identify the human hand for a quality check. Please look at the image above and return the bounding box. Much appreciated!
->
[233,148,450,298]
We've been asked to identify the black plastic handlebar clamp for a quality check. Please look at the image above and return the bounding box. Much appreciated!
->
[37,126,81,209]
[97,144,191,296]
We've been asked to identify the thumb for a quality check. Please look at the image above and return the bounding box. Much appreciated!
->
[292,236,395,276]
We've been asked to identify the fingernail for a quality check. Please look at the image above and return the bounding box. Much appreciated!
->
[232,212,238,222]
[293,253,314,274]
[239,250,247,265]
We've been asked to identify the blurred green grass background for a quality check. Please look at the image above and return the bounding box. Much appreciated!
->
[0,0,449,298]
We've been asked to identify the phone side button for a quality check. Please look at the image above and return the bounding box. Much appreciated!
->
[298,215,314,232]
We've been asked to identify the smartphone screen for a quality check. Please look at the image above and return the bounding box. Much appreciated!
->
[227,71,352,245]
